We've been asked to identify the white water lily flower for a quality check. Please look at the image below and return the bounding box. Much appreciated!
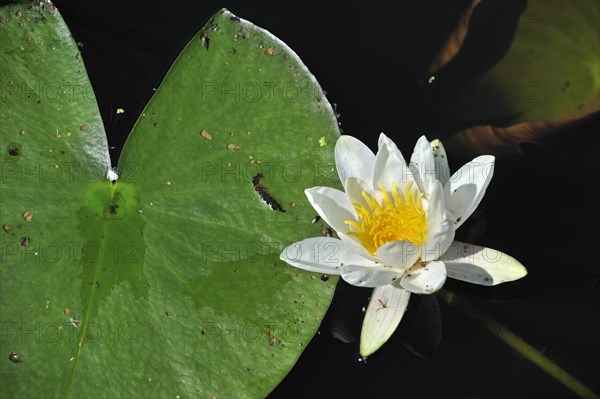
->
[280,133,527,357]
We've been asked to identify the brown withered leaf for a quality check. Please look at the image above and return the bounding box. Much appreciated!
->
[426,0,599,158]
[445,111,600,159]
[426,0,481,76]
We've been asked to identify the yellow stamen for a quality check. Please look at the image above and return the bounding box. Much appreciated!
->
[345,181,427,255]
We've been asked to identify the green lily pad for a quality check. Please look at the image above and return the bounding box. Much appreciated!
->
[426,0,599,156]
[0,3,340,398]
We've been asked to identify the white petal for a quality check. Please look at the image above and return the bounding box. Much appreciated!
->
[372,143,414,192]
[442,241,528,285]
[305,186,355,234]
[431,139,450,188]
[425,181,445,231]
[335,135,375,189]
[422,182,455,262]
[422,211,455,262]
[337,232,375,260]
[446,155,495,229]
[344,176,373,212]
[341,265,402,287]
[360,285,411,357]
[409,135,436,198]
[399,261,447,294]
[280,237,376,274]
[375,240,421,271]
[377,132,402,153]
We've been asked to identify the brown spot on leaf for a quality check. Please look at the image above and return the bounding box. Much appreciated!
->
[321,227,333,237]
[42,3,57,13]
[200,34,209,50]
[200,129,213,140]
[79,123,89,132]
[22,211,32,222]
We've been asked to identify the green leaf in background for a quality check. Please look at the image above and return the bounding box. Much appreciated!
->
[1,3,340,398]
[425,0,600,157]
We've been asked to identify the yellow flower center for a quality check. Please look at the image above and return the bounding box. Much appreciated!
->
[345,180,427,255]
